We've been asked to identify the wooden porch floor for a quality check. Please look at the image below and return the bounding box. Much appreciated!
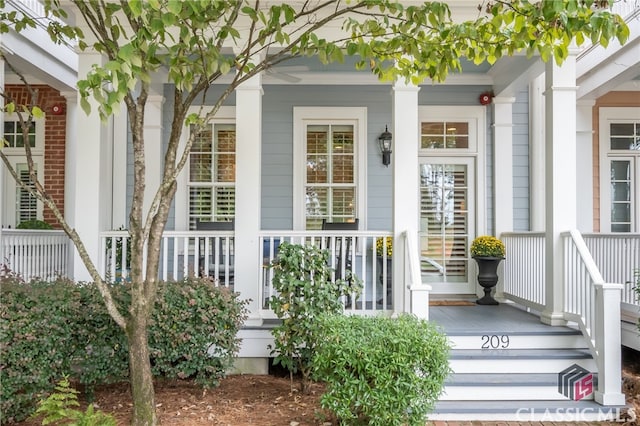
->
[429,303,577,334]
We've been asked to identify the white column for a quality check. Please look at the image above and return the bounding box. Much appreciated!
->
[529,74,546,231]
[62,91,77,272]
[142,94,164,220]
[576,100,595,233]
[542,53,578,326]
[71,51,109,281]
[234,74,263,326]
[0,56,5,228]
[111,104,128,228]
[493,97,515,236]
[492,97,515,302]
[392,81,423,316]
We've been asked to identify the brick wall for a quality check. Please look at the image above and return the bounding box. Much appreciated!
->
[5,85,66,228]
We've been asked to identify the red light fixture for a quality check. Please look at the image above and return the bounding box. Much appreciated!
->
[51,104,64,115]
[479,93,493,106]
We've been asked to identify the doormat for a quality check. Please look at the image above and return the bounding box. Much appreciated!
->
[429,300,475,306]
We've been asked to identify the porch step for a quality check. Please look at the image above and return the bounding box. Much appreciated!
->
[446,329,587,350]
[449,348,596,373]
[440,373,596,401]
[430,400,627,422]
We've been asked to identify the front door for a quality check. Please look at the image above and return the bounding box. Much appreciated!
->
[419,157,476,294]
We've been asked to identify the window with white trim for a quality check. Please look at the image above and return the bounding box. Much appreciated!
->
[600,108,640,233]
[187,122,236,229]
[293,107,367,230]
[2,116,45,227]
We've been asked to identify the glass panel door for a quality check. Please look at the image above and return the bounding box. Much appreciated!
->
[419,158,475,293]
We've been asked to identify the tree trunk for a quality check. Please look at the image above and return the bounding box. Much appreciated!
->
[127,315,157,426]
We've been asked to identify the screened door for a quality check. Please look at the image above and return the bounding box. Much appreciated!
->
[419,158,475,293]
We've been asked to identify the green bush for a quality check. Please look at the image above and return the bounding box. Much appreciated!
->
[149,278,248,387]
[0,280,82,423]
[0,277,248,423]
[15,219,53,229]
[269,242,362,393]
[312,314,451,426]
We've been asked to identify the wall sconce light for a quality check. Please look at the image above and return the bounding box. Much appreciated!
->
[378,125,392,167]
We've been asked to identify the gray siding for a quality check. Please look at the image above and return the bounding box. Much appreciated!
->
[261,85,393,230]
[148,83,521,234]
[512,89,530,231]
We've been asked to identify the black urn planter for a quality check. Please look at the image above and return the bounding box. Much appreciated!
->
[473,256,503,305]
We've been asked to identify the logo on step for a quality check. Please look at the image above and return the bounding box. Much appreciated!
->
[558,364,593,401]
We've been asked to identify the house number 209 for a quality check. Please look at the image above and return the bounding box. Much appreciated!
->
[481,335,510,349]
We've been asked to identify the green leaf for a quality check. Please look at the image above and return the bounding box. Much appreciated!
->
[31,106,44,118]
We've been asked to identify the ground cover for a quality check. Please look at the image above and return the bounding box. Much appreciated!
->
[16,347,640,426]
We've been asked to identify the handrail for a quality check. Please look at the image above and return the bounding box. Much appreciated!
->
[403,230,424,290]
[403,230,431,319]
[562,229,625,405]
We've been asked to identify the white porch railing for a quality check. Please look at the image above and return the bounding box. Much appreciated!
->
[583,233,640,306]
[100,230,235,287]
[100,230,395,314]
[0,228,70,281]
[562,230,625,405]
[501,232,546,311]
[259,231,393,313]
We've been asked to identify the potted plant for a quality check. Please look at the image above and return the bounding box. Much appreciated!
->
[470,235,505,305]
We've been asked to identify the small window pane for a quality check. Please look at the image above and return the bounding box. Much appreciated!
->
[610,122,640,150]
[421,121,469,149]
[611,123,634,136]
[611,203,630,222]
[610,161,630,180]
[612,182,630,202]
[611,223,631,232]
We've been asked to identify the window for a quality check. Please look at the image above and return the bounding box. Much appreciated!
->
[599,108,640,233]
[3,120,36,148]
[293,107,367,230]
[187,123,236,229]
[421,121,469,149]
[1,116,44,227]
[305,124,355,229]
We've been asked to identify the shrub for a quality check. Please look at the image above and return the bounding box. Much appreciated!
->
[312,314,451,426]
[149,278,248,387]
[269,242,362,393]
[15,219,53,230]
[0,277,248,423]
[0,280,83,423]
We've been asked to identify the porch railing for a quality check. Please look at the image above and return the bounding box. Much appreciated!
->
[259,231,393,313]
[501,232,546,311]
[562,230,624,405]
[100,230,394,314]
[100,230,235,287]
[583,233,640,306]
[0,228,70,281]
